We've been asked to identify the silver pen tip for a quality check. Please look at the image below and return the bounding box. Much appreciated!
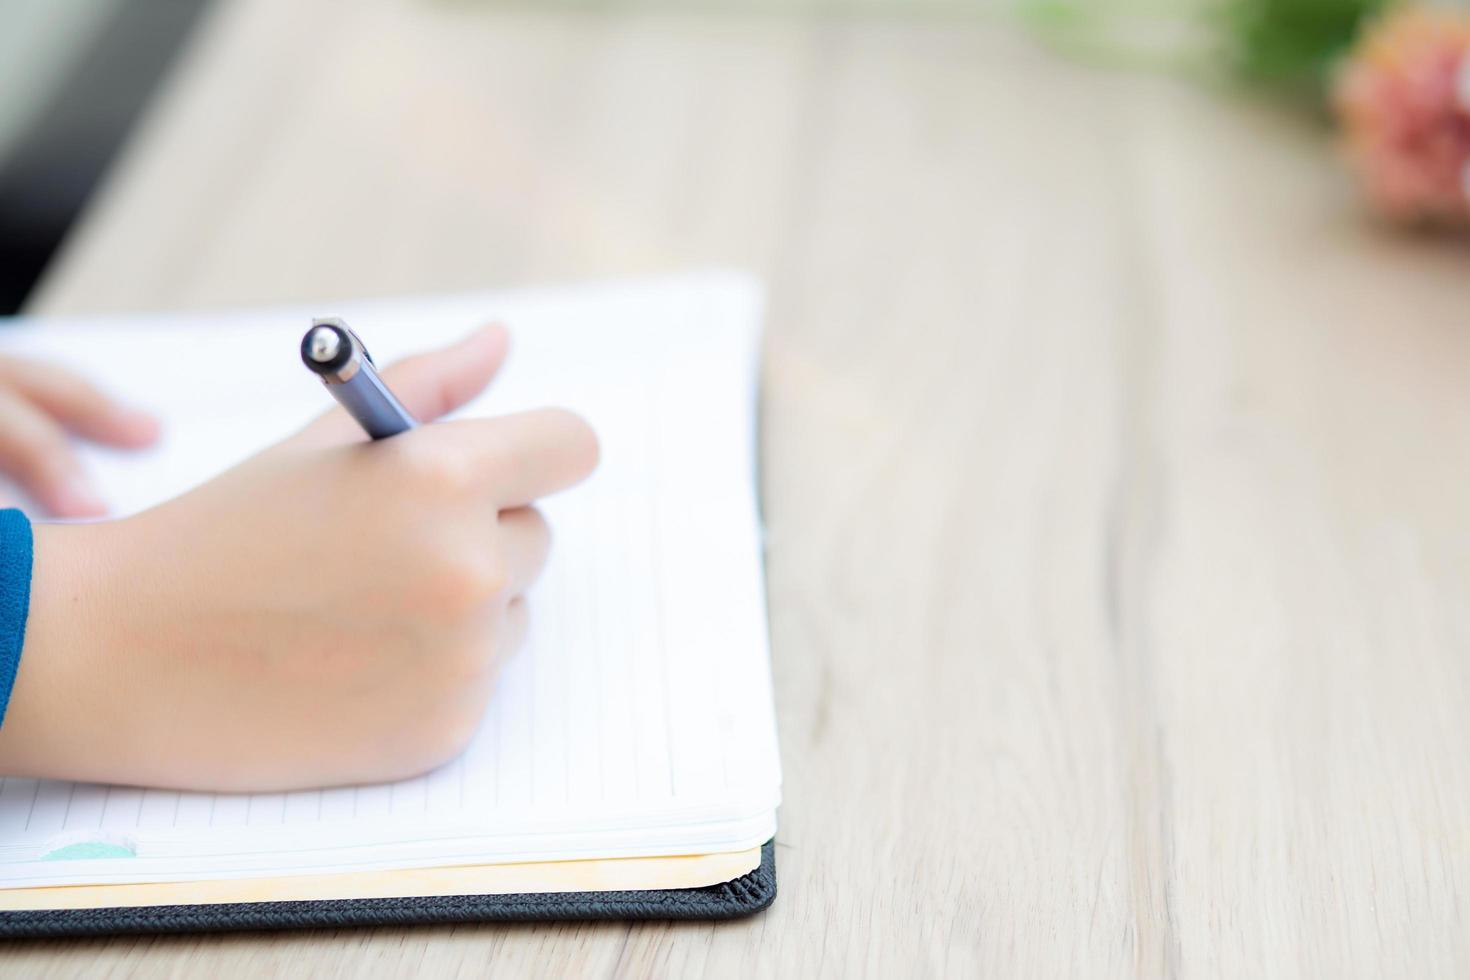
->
[306,325,342,363]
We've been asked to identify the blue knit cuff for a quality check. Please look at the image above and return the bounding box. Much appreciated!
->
[0,508,34,728]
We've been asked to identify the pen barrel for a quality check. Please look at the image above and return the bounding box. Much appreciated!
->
[333,368,418,439]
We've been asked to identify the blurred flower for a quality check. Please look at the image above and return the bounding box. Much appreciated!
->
[1335,6,1470,224]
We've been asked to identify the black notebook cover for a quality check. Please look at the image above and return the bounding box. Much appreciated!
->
[0,841,775,939]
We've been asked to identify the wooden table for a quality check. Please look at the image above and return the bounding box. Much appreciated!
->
[11,0,1470,974]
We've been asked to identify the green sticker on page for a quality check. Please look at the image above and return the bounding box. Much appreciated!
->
[40,839,136,861]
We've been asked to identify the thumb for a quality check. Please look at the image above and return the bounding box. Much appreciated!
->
[296,325,509,446]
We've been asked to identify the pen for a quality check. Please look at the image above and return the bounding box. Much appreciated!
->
[300,318,418,439]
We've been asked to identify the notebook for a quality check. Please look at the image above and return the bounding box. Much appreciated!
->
[0,272,779,934]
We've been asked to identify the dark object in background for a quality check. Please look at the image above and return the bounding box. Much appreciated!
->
[0,0,212,315]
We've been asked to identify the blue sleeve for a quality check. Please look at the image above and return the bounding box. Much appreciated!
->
[0,508,33,728]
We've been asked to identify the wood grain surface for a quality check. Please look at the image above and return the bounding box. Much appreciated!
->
[8,0,1470,975]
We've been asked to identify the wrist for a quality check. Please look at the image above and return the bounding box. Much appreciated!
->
[0,520,133,781]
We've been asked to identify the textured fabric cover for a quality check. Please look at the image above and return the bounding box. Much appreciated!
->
[0,508,32,728]
[0,841,777,939]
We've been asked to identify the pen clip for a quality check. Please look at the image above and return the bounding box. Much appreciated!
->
[311,316,376,367]
[344,326,376,367]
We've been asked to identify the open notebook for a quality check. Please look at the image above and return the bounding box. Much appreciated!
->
[0,272,779,926]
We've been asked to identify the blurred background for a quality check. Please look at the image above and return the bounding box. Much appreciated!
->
[0,0,208,312]
[0,0,1447,315]
[5,0,1470,973]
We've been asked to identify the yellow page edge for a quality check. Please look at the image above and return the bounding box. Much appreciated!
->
[0,847,762,912]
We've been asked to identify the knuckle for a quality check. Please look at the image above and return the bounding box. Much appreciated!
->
[514,505,551,539]
[402,698,483,774]
[427,711,481,767]
[400,440,476,496]
[501,603,530,657]
[419,555,507,619]
[462,558,510,602]
[393,717,478,779]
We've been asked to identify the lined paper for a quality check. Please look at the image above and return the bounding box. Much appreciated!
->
[0,273,779,887]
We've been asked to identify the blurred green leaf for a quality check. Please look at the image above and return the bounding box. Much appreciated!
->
[1018,0,1389,103]
[1222,0,1388,90]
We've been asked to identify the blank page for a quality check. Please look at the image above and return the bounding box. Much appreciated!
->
[0,272,779,887]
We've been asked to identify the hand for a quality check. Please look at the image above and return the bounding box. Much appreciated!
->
[0,326,599,791]
[0,356,160,516]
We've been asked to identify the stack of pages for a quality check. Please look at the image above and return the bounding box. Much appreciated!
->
[0,272,779,912]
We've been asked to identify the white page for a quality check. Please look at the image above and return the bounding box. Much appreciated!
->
[0,272,779,887]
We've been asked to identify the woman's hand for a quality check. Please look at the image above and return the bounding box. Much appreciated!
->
[0,326,599,791]
[0,356,160,516]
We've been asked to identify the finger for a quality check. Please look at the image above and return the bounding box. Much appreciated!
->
[0,358,159,448]
[468,598,527,697]
[299,325,509,445]
[378,324,510,422]
[498,507,551,598]
[498,598,528,660]
[421,408,599,509]
[0,387,106,517]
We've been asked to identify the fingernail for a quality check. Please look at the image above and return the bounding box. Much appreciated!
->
[54,475,107,517]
